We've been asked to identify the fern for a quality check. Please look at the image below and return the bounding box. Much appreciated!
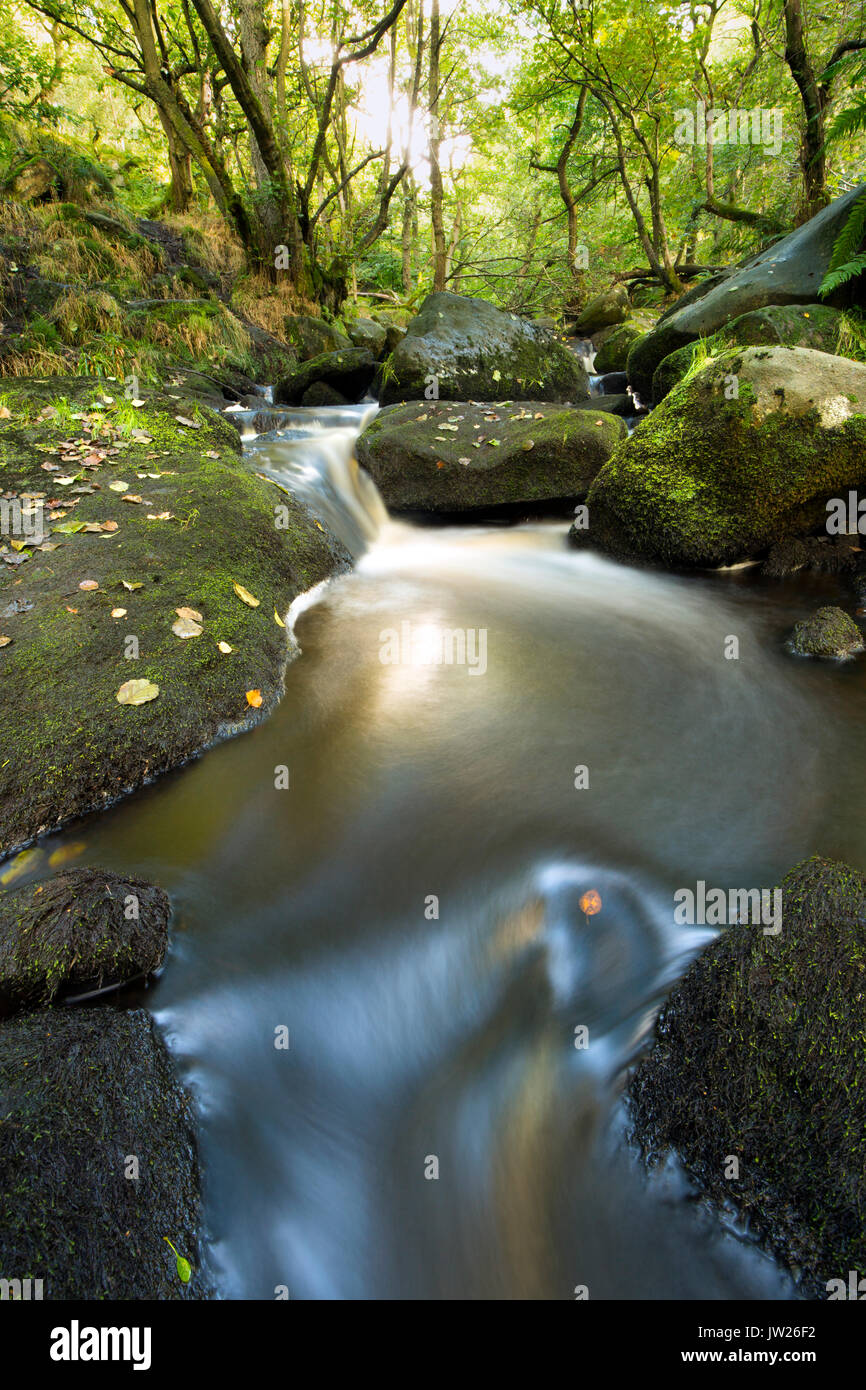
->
[825,94,866,145]
[820,192,866,298]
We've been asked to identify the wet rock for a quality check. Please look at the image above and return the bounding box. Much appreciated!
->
[762,535,861,578]
[378,291,589,405]
[283,313,351,361]
[628,855,866,1298]
[275,347,376,406]
[0,867,169,1010]
[0,1006,204,1298]
[346,316,388,358]
[300,380,349,407]
[571,346,866,569]
[571,286,631,334]
[573,393,637,419]
[593,322,645,374]
[596,371,628,394]
[357,399,625,513]
[626,183,866,400]
[0,377,350,856]
[789,606,864,658]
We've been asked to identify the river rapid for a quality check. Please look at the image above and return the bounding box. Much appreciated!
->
[35,396,866,1299]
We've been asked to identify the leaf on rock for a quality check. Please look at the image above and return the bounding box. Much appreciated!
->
[176,606,203,623]
[116,678,159,706]
[233,582,260,608]
[172,616,203,638]
[78,580,99,591]
[246,688,263,708]
[218,640,232,654]
[121,580,144,591]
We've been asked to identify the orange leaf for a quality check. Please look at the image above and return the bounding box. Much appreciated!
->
[246,688,263,708]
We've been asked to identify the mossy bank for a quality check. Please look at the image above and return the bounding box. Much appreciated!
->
[628,856,866,1298]
[0,377,349,856]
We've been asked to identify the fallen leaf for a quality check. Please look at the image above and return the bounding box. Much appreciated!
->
[111,607,127,618]
[109,481,129,492]
[101,520,119,532]
[176,606,203,623]
[175,415,201,428]
[79,580,99,590]
[217,640,232,654]
[274,608,285,628]
[146,511,174,520]
[121,580,144,591]
[116,678,160,706]
[172,616,203,638]
[246,688,263,708]
[0,635,10,647]
[121,494,144,504]
[0,406,11,420]
[233,582,260,608]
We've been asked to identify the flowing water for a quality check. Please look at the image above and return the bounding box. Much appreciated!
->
[32,400,866,1299]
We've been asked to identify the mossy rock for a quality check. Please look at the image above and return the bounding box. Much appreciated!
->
[356,399,626,512]
[379,291,589,405]
[275,347,376,406]
[0,867,169,1009]
[0,1006,204,1298]
[628,855,866,1298]
[0,377,350,855]
[789,605,864,658]
[283,314,351,361]
[572,346,866,569]
[652,306,866,406]
[593,322,645,375]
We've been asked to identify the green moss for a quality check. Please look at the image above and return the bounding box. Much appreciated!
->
[629,856,866,1297]
[0,377,348,855]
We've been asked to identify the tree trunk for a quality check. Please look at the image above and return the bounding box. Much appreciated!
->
[428,0,447,292]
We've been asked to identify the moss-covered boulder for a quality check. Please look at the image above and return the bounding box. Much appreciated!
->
[356,399,625,513]
[571,285,631,334]
[593,322,645,374]
[652,305,866,406]
[571,346,866,569]
[283,313,351,361]
[789,605,864,658]
[628,856,866,1298]
[346,316,388,358]
[274,347,376,406]
[379,292,589,405]
[0,867,169,1009]
[625,183,866,400]
[0,377,349,855]
[0,1006,204,1298]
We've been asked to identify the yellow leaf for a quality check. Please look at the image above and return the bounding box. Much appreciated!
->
[172,616,203,638]
[116,678,159,706]
[246,688,263,708]
[218,640,232,654]
[274,608,285,628]
[233,582,260,608]
[176,606,203,623]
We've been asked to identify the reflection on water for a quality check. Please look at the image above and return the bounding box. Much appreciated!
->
[33,405,866,1299]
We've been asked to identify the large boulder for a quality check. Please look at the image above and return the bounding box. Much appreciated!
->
[571,285,631,334]
[593,322,645,374]
[628,856,866,1298]
[0,867,169,1010]
[346,316,388,358]
[627,183,866,400]
[275,347,376,406]
[0,377,350,857]
[356,400,625,513]
[283,313,351,361]
[378,292,589,405]
[651,303,864,405]
[572,346,866,568]
[0,1006,204,1298]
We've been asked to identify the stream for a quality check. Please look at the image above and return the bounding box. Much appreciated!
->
[33,397,866,1299]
